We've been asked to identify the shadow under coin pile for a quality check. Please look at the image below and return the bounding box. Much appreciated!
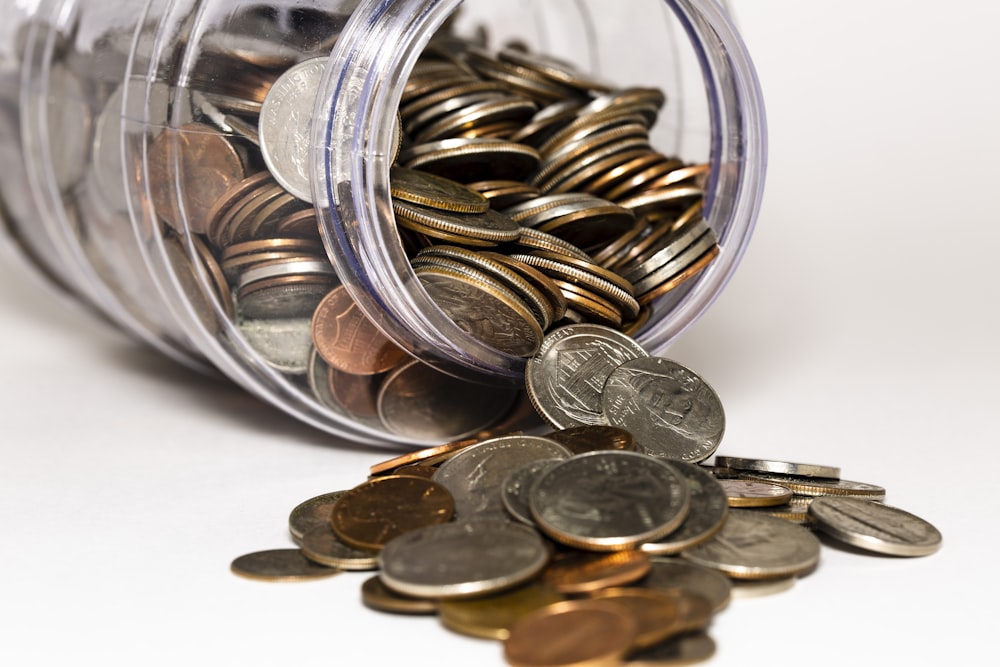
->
[231,324,943,667]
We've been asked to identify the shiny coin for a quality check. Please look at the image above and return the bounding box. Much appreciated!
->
[432,434,572,519]
[394,199,520,243]
[502,458,564,526]
[590,587,685,650]
[639,558,732,614]
[808,496,942,557]
[736,472,886,501]
[602,356,725,464]
[311,285,410,375]
[299,524,380,571]
[258,57,327,202]
[376,359,519,442]
[718,478,794,508]
[378,519,550,599]
[641,461,729,555]
[400,137,541,183]
[530,451,690,551]
[545,425,637,454]
[389,166,490,214]
[542,550,651,595]
[360,575,438,615]
[438,583,565,640]
[503,599,638,667]
[330,475,454,550]
[626,631,716,666]
[526,323,648,429]
[682,510,821,580]
[288,490,345,544]
[230,548,339,582]
[369,438,482,476]
[327,366,383,420]
[714,455,841,480]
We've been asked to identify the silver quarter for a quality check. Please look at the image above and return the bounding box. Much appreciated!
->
[808,496,942,557]
[288,489,346,544]
[640,558,732,613]
[641,460,729,555]
[258,57,327,202]
[501,458,564,526]
[530,451,690,551]
[714,455,841,480]
[735,471,886,501]
[431,435,571,520]
[682,509,821,580]
[378,519,550,599]
[602,356,725,463]
[526,323,648,429]
[238,316,314,374]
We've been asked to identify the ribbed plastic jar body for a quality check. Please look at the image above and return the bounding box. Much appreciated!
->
[1,0,766,448]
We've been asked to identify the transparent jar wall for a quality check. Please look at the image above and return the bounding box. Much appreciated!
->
[319,0,766,380]
[3,0,765,448]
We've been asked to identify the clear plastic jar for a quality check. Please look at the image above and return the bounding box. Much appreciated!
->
[0,0,766,448]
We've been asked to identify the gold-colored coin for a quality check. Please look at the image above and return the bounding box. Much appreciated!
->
[589,587,685,650]
[393,200,521,243]
[288,490,344,544]
[718,478,794,508]
[545,425,637,455]
[541,549,651,595]
[368,437,482,476]
[503,599,638,667]
[330,475,455,551]
[389,165,490,214]
[736,472,887,500]
[299,524,380,571]
[438,583,566,640]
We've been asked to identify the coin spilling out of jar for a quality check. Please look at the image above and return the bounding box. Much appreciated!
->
[140,14,719,443]
[232,326,942,666]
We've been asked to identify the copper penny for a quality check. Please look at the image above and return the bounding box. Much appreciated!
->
[330,475,455,551]
[368,437,482,476]
[545,425,637,454]
[327,367,383,419]
[589,587,684,650]
[310,285,410,375]
[504,599,637,667]
[542,549,651,595]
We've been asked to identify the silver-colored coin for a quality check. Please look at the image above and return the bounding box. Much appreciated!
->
[735,471,886,501]
[237,258,336,289]
[432,435,571,520]
[640,558,732,613]
[682,509,821,580]
[376,359,519,443]
[237,281,333,320]
[526,323,648,429]
[730,577,796,599]
[230,549,339,582]
[641,461,728,555]
[378,519,550,599]
[717,478,794,508]
[530,451,690,551]
[714,455,841,480]
[501,458,564,526]
[258,57,327,202]
[238,316,314,374]
[299,524,380,571]
[288,489,345,543]
[625,632,716,666]
[808,496,942,557]
[602,356,725,463]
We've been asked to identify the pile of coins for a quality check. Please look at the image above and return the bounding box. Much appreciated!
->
[232,324,943,666]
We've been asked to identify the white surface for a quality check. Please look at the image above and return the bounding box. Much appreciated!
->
[2,1,998,665]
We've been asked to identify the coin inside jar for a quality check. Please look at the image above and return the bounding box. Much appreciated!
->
[310,285,410,375]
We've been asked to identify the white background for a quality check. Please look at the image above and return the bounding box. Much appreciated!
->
[2,1,998,665]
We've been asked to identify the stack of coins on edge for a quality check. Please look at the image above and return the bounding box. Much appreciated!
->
[232,324,943,667]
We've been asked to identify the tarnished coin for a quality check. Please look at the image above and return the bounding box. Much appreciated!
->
[327,366,383,419]
[230,549,339,582]
[432,434,572,519]
[626,632,716,666]
[438,583,566,640]
[376,359,520,442]
[526,323,648,429]
[545,425,637,454]
[641,461,729,555]
[640,558,732,613]
[389,165,490,214]
[590,587,685,650]
[360,575,438,615]
[330,475,455,550]
[736,472,886,501]
[530,451,690,551]
[502,459,564,525]
[714,455,841,480]
[682,510,821,580]
[311,285,410,375]
[717,478,794,508]
[808,496,942,557]
[238,315,315,374]
[288,489,345,544]
[378,519,550,599]
[258,56,327,202]
[542,550,652,595]
[504,599,638,667]
[299,524,380,571]
[602,356,725,463]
